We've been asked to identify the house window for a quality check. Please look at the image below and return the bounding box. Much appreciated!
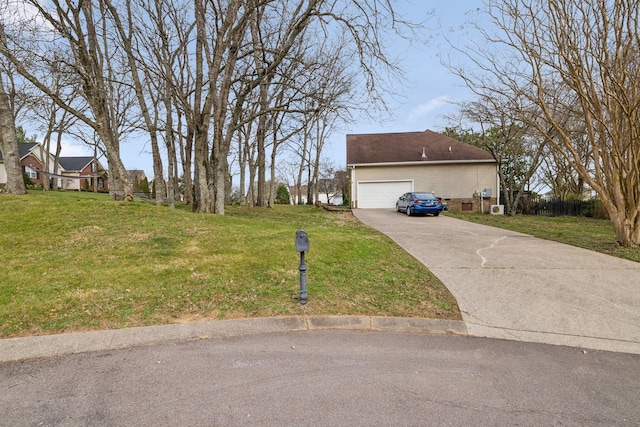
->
[24,166,38,179]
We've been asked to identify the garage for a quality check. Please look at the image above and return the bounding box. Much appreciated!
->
[347,130,498,211]
[356,181,412,209]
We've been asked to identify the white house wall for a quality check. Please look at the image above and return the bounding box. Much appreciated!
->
[61,175,82,190]
[351,162,497,208]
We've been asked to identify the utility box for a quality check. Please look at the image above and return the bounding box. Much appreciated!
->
[295,229,309,252]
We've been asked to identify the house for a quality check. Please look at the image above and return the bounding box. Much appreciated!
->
[346,130,499,212]
[0,142,108,191]
[287,184,308,205]
[58,156,108,191]
[127,170,147,187]
[0,142,56,188]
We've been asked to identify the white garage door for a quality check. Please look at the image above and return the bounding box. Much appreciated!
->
[357,181,412,208]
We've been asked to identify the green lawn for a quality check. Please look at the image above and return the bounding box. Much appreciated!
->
[0,191,460,337]
[447,211,640,263]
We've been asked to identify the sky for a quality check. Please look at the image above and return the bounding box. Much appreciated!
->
[43,0,488,178]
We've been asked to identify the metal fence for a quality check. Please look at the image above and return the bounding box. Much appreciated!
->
[520,198,607,218]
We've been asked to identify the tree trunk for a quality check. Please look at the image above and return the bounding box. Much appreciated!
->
[178,116,194,205]
[193,126,214,212]
[0,74,26,195]
[104,149,134,201]
[149,130,166,203]
[268,132,278,208]
[164,63,176,208]
[255,107,267,207]
[247,149,257,206]
[52,131,62,190]
[239,130,247,206]
[214,156,227,214]
[603,192,640,247]
[296,127,309,205]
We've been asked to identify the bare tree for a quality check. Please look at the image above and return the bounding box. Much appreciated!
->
[26,55,80,191]
[0,70,26,194]
[448,0,640,247]
[154,0,196,206]
[0,1,134,200]
[103,0,168,204]
[186,0,410,214]
[540,129,591,199]
[445,98,548,214]
[317,158,340,205]
[2,0,417,213]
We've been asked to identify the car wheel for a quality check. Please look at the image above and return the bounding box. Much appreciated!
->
[406,207,411,216]
[433,212,440,216]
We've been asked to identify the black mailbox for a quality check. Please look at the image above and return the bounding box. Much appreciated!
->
[295,229,309,252]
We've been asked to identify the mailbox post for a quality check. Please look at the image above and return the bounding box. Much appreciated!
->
[295,229,309,304]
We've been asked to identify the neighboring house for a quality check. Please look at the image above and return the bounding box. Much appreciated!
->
[0,142,108,191]
[317,174,345,206]
[317,192,343,206]
[58,156,108,191]
[288,174,345,206]
[127,170,146,188]
[346,130,499,212]
[127,170,150,196]
[288,184,308,205]
[0,142,57,188]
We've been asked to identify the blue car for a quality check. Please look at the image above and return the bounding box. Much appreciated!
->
[396,192,444,216]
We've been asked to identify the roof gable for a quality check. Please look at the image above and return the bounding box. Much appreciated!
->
[346,130,495,165]
[58,157,94,172]
[18,143,40,159]
[0,143,39,162]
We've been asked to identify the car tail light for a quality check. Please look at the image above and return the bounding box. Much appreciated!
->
[435,200,442,205]
[413,200,421,204]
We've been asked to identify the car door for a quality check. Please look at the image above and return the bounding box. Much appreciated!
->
[398,193,409,210]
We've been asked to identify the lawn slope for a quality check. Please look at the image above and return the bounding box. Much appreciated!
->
[0,192,460,337]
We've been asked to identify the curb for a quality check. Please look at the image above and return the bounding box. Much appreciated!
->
[0,316,467,363]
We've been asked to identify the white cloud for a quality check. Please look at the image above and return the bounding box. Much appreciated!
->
[408,96,453,121]
[60,142,94,157]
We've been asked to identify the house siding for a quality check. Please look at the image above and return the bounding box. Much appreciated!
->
[21,154,45,186]
[351,162,498,211]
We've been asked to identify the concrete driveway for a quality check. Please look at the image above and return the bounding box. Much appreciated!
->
[353,209,640,354]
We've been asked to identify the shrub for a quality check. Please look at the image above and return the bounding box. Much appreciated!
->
[275,183,290,204]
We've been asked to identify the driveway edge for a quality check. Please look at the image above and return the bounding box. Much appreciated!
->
[0,316,467,363]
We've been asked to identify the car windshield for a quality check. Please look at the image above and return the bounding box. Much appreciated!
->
[413,192,436,200]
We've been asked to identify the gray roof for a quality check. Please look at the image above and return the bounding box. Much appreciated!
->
[346,130,495,165]
[0,143,39,161]
[58,157,94,172]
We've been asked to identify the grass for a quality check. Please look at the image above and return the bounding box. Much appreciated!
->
[446,211,640,263]
[0,191,460,338]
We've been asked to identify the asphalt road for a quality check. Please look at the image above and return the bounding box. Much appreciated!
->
[2,331,639,426]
